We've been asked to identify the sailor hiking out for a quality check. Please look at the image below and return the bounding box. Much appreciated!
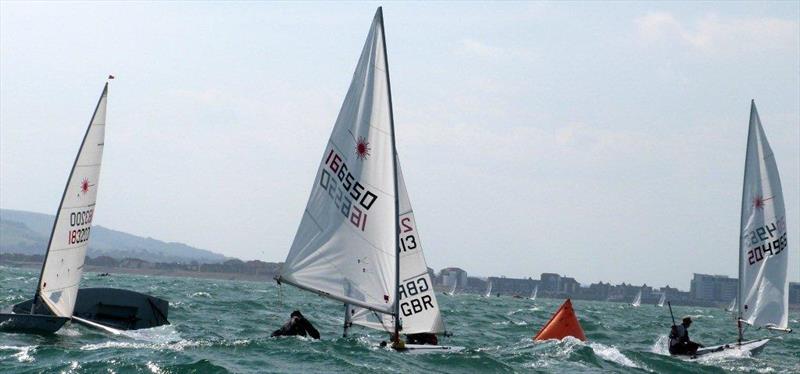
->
[669,316,704,355]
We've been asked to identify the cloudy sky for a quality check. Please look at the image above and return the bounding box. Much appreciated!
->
[1,2,797,289]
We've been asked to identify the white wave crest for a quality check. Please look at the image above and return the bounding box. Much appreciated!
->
[589,342,643,370]
[119,324,181,343]
[81,338,207,352]
[146,361,163,374]
[533,337,645,370]
[0,345,35,363]
[650,334,670,355]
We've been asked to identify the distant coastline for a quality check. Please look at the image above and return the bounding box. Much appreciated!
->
[4,252,797,310]
[0,253,279,282]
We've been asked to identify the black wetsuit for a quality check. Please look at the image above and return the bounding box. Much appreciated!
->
[669,324,701,355]
[271,311,320,339]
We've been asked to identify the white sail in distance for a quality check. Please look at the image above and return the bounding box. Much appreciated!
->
[738,101,789,330]
[727,297,737,312]
[631,290,641,307]
[657,293,665,307]
[447,281,457,296]
[485,281,493,298]
[348,159,446,334]
[36,84,108,318]
[278,9,398,315]
[530,285,538,300]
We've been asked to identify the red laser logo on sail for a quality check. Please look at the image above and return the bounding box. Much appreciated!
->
[355,137,371,160]
[80,178,90,194]
[753,195,773,210]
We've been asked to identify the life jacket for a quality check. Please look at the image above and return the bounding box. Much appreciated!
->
[669,324,688,347]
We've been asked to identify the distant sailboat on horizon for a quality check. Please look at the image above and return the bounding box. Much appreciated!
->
[530,285,538,301]
[444,281,457,296]
[657,293,665,307]
[631,290,641,307]
[725,297,737,312]
[484,281,493,298]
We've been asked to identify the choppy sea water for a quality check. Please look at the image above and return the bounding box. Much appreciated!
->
[1,266,798,373]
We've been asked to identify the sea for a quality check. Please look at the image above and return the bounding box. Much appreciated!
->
[1,266,798,373]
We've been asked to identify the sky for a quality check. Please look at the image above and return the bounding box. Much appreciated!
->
[1,2,798,290]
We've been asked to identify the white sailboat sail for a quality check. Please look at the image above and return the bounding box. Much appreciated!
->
[277,9,398,316]
[36,84,108,318]
[348,160,446,335]
[530,285,538,300]
[738,101,789,331]
[447,281,457,296]
[727,297,737,312]
[484,281,493,298]
[631,290,641,307]
[657,293,665,307]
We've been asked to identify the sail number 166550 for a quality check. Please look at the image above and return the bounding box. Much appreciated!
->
[320,149,380,231]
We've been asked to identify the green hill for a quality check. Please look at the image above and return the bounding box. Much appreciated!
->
[0,209,228,264]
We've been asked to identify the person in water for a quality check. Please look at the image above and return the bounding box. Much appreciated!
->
[669,316,703,355]
[271,310,320,339]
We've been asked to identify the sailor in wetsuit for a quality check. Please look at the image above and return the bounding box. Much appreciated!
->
[271,310,320,339]
[669,316,703,355]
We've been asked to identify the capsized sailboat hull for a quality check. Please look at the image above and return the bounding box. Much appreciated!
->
[12,287,169,331]
[0,312,69,334]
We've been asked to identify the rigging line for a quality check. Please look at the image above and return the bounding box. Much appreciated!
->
[373,310,391,333]
[278,283,283,307]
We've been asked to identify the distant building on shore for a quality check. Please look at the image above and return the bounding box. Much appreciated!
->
[790,282,800,305]
[487,276,537,296]
[440,267,468,290]
[690,273,737,303]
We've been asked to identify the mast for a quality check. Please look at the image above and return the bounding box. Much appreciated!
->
[737,100,756,344]
[33,82,109,315]
[377,6,401,342]
[343,303,352,337]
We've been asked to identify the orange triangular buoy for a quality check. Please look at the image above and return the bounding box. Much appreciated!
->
[533,298,586,341]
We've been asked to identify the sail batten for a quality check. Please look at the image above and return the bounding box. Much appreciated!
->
[738,101,789,330]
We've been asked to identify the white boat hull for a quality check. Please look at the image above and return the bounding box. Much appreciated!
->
[399,344,465,354]
[683,338,769,359]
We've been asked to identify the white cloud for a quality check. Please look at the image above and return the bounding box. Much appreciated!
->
[455,38,537,61]
[635,11,799,52]
[457,39,505,58]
